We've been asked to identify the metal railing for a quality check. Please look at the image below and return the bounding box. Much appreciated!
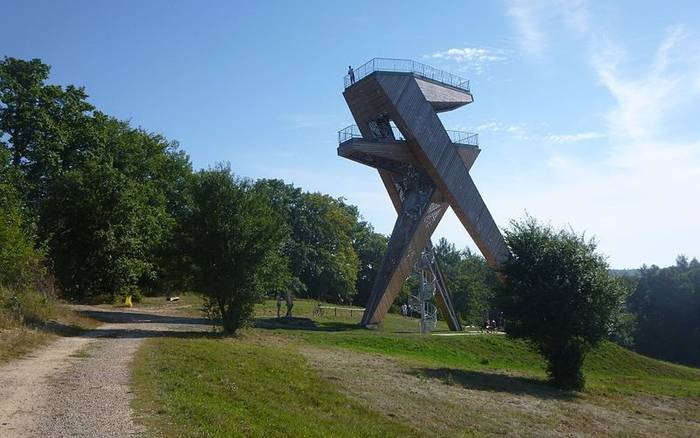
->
[338,124,405,144]
[338,124,478,147]
[344,58,471,91]
[446,130,479,147]
[338,124,363,144]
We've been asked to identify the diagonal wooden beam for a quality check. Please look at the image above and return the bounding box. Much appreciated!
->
[362,171,446,327]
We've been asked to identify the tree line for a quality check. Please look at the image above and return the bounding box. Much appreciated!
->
[0,57,386,319]
[626,256,700,367]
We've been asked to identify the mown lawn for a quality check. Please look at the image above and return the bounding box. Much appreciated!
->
[288,329,700,397]
[132,336,416,437]
[130,298,700,436]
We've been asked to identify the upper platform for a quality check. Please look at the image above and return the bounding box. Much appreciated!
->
[344,58,473,112]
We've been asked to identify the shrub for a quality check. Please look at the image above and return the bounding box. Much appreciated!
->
[498,216,628,390]
[0,286,55,329]
[186,166,287,335]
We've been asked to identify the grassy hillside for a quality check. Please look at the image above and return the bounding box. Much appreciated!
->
[0,294,100,364]
[131,297,700,436]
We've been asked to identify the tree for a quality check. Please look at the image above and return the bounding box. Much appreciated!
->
[628,257,700,366]
[1,57,193,302]
[40,115,184,302]
[186,167,286,334]
[0,57,94,206]
[0,147,43,289]
[351,221,387,307]
[433,238,497,325]
[253,179,360,304]
[498,217,628,390]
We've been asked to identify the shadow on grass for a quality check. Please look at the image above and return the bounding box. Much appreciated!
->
[410,367,577,400]
[255,317,360,332]
[77,309,210,326]
[42,309,221,340]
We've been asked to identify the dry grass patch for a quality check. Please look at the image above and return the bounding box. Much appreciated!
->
[299,345,700,437]
[0,304,101,364]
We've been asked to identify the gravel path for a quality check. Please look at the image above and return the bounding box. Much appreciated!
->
[0,306,211,437]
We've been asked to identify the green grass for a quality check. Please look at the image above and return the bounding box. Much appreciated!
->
[308,331,700,396]
[254,298,454,333]
[131,297,700,436]
[129,294,206,316]
[132,336,416,437]
[252,299,700,397]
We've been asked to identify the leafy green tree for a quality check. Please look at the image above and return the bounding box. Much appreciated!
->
[0,147,43,288]
[629,257,700,366]
[351,221,387,307]
[1,57,193,302]
[0,57,93,205]
[186,167,286,334]
[498,217,628,390]
[39,115,187,301]
[434,238,497,326]
[254,179,359,304]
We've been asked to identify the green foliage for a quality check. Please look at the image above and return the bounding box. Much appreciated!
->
[254,179,360,304]
[40,116,183,301]
[0,57,193,302]
[498,217,629,390]
[433,238,497,325]
[351,221,387,306]
[0,286,55,328]
[0,57,94,202]
[186,167,286,334]
[0,147,44,289]
[629,256,700,366]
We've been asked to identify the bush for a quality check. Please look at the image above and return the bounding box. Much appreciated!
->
[186,166,287,335]
[498,217,628,390]
[0,286,55,329]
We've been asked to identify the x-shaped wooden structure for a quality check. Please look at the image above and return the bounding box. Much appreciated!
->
[338,60,509,330]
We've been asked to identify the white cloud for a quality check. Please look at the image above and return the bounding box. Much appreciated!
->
[488,22,700,267]
[544,131,605,143]
[426,47,508,73]
[507,0,546,56]
[476,121,526,134]
[593,26,699,144]
[506,0,590,57]
[429,47,507,63]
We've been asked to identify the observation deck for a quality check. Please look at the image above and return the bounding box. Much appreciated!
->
[344,58,473,112]
[337,124,480,174]
[338,124,478,147]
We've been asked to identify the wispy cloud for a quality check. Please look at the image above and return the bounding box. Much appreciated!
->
[427,47,508,69]
[476,121,527,134]
[278,113,338,129]
[544,131,605,143]
[593,25,695,142]
[507,0,546,56]
[506,0,591,57]
[490,18,700,266]
[428,47,507,63]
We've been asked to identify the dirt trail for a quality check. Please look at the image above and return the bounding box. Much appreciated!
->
[0,305,211,437]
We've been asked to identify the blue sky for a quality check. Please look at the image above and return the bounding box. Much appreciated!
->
[3,0,700,268]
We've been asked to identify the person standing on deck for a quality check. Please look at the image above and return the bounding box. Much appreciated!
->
[348,65,355,84]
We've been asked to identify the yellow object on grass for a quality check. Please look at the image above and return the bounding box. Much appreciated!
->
[125,295,133,307]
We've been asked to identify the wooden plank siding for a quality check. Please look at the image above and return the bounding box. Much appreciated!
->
[342,71,506,330]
